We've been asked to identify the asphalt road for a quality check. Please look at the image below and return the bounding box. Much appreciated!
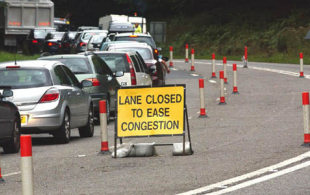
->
[1,59,310,195]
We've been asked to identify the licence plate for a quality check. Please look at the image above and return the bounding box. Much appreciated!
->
[21,115,27,125]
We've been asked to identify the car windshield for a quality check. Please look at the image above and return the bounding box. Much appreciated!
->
[46,32,64,40]
[34,30,48,39]
[111,47,153,60]
[114,36,156,49]
[50,58,92,74]
[68,32,77,40]
[97,54,130,73]
[0,68,52,89]
[91,35,106,44]
[82,32,105,41]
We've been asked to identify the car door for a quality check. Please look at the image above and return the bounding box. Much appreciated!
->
[130,54,151,85]
[135,52,152,85]
[61,66,89,127]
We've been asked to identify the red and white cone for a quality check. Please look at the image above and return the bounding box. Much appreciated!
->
[219,71,226,104]
[21,135,34,195]
[0,155,4,183]
[199,79,207,117]
[302,92,310,145]
[223,57,228,84]
[300,52,304,78]
[191,48,195,71]
[185,44,189,63]
[232,64,239,94]
[99,100,110,154]
[211,53,216,78]
[169,46,174,67]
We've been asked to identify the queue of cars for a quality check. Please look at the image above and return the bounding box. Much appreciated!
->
[1,25,169,153]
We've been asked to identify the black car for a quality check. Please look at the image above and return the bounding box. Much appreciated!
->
[24,28,56,54]
[0,88,20,153]
[43,31,66,55]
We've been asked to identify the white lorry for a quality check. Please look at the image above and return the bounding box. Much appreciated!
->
[98,14,147,33]
[0,0,54,48]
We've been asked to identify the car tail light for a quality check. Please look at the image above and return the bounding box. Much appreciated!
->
[85,78,100,86]
[126,54,137,85]
[80,42,87,47]
[48,42,56,46]
[154,49,158,54]
[6,66,20,69]
[40,88,59,103]
[32,39,38,44]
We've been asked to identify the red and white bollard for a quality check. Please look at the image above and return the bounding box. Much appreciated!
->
[300,52,304,78]
[243,46,248,68]
[211,53,216,78]
[21,135,34,195]
[219,71,226,104]
[223,57,228,84]
[185,44,189,63]
[169,46,174,67]
[302,92,310,145]
[191,48,195,71]
[199,79,207,117]
[0,155,4,183]
[232,64,239,94]
[99,100,110,154]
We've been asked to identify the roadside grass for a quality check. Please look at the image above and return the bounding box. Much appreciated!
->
[0,51,39,63]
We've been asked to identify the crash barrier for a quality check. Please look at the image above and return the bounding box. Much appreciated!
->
[99,100,110,154]
[223,57,228,84]
[20,135,34,195]
[219,71,226,104]
[302,92,310,145]
[243,46,248,68]
[0,155,4,183]
[113,85,193,158]
[232,64,239,94]
[212,53,216,78]
[300,53,304,78]
[169,46,174,67]
[191,49,195,71]
[199,79,207,117]
[185,44,189,63]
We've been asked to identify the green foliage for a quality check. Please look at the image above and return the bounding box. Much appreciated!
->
[0,52,39,63]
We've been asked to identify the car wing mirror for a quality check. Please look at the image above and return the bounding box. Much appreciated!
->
[2,89,13,98]
[148,65,156,74]
[81,80,93,88]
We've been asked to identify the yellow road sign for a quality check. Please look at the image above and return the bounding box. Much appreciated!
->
[117,86,185,137]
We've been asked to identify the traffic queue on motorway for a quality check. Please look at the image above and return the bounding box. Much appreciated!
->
[0,22,170,154]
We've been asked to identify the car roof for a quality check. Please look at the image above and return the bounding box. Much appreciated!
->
[94,51,137,55]
[109,42,151,49]
[38,54,89,60]
[82,30,108,34]
[115,32,152,37]
[0,60,61,69]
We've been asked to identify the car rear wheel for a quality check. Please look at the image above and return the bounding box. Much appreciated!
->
[3,118,20,154]
[79,105,94,137]
[55,110,71,144]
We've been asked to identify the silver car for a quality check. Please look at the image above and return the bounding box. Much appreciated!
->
[0,60,94,144]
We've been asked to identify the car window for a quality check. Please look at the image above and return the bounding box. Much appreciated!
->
[52,58,92,74]
[135,52,148,73]
[98,53,130,73]
[114,36,156,49]
[91,55,113,75]
[130,55,142,72]
[61,66,81,87]
[54,65,72,86]
[0,68,52,89]
[34,30,48,39]
[112,47,153,60]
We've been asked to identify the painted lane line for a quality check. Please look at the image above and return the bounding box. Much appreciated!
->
[209,80,217,83]
[178,151,310,195]
[3,171,21,177]
[211,161,310,195]
[191,74,199,77]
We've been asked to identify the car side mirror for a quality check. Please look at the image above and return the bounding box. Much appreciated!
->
[2,89,13,98]
[81,80,93,88]
[114,71,124,77]
[148,65,156,75]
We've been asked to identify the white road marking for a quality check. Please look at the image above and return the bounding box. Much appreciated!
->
[191,74,199,77]
[178,151,310,195]
[3,171,21,177]
[211,161,310,195]
[209,80,217,83]
[170,68,177,71]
